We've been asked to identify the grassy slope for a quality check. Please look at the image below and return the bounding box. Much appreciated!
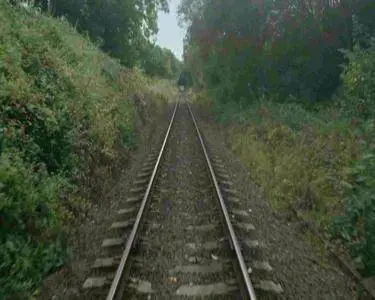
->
[0,3,172,298]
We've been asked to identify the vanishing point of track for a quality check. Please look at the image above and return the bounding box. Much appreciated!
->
[83,98,282,299]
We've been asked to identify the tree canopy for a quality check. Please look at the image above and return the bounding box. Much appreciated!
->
[179,0,375,102]
[22,0,183,76]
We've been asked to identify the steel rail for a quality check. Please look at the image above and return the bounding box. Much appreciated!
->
[187,103,257,300]
[106,101,179,300]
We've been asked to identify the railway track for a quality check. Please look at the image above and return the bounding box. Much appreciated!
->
[82,99,282,299]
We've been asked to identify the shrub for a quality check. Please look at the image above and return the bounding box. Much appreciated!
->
[0,151,69,297]
[226,102,356,225]
[340,38,375,119]
[329,38,375,277]
[331,132,375,276]
[0,2,146,298]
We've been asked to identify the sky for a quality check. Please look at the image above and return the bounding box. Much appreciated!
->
[156,0,185,60]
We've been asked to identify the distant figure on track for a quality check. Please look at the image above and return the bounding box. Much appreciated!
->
[177,72,187,92]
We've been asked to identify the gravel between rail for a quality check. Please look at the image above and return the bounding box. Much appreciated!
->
[124,102,240,299]
[192,103,358,299]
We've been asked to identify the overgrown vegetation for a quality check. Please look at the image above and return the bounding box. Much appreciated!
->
[180,0,375,277]
[0,2,173,298]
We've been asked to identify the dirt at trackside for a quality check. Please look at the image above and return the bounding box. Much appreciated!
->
[192,103,358,299]
[37,104,174,300]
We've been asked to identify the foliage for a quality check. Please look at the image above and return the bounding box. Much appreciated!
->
[140,43,182,78]
[210,99,355,224]
[330,41,375,276]
[0,2,160,298]
[0,152,69,298]
[331,120,375,276]
[51,0,169,68]
[339,38,375,119]
[178,0,375,103]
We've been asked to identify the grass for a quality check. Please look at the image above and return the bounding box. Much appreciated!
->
[228,103,356,225]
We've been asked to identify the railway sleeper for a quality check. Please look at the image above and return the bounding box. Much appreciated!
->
[221,188,239,196]
[101,237,126,249]
[212,158,224,164]
[137,171,152,178]
[141,165,154,172]
[226,196,241,205]
[133,178,149,185]
[175,280,239,297]
[117,207,136,216]
[91,256,121,270]
[111,218,135,230]
[232,221,256,232]
[183,255,224,264]
[220,180,234,187]
[214,163,226,169]
[215,167,227,175]
[216,172,230,180]
[247,260,276,278]
[82,274,114,289]
[241,239,265,251]
[156,188,170,195]
[168,261,225,275]
[142,161,155,168]
[254,280,284,294]
[127,277,155,294]
[185,224,218,232]
[130,186,147,194]
[145,156,158,163]
[126,196,143,204]
[230,208,250,219]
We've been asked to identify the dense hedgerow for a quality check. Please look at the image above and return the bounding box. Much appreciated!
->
[0,2,163,298]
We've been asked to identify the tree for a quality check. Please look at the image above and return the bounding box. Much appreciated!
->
[179,0,369,103]
[53,0,169,67]
[140,43,182,78]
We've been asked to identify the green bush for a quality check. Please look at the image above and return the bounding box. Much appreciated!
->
[340,38,375,119]
[331,121,375,276]
[328,39,375,277]
[0,151,69,297]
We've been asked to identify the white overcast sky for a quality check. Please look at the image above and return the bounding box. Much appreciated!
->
[156,0,185,60]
